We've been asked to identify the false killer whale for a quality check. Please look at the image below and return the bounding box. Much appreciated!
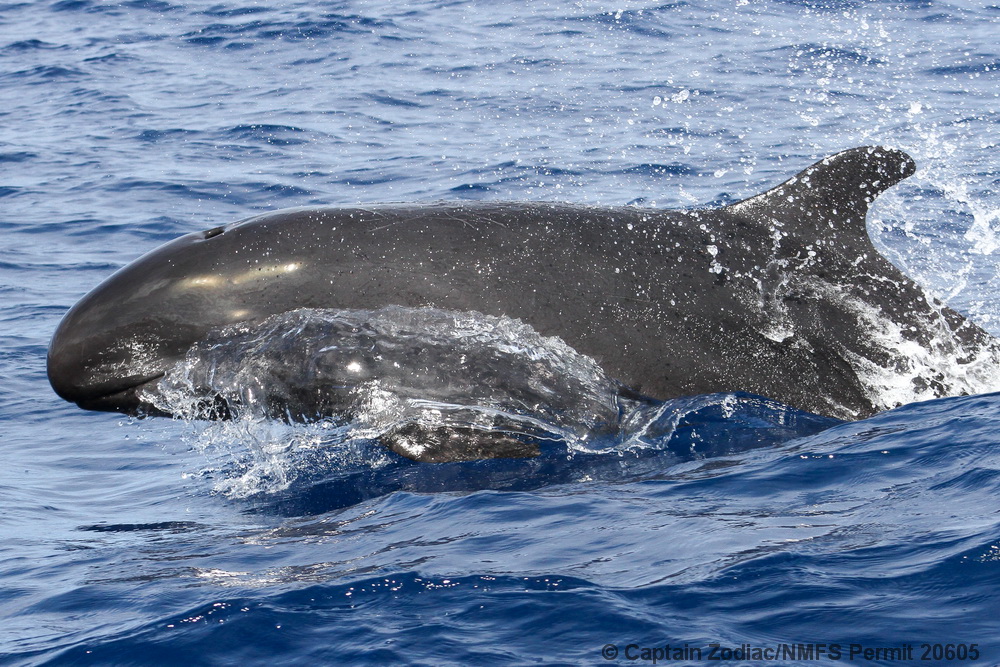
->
[47,146,1000,460]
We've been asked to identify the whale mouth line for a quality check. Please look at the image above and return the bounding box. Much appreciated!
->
[74,374,166,414]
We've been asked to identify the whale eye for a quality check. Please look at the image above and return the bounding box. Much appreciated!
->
[202,226,225,240]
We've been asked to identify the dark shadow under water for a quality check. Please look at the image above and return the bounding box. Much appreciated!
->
[228,392,840,516]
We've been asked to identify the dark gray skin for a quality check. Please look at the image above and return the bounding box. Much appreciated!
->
[48,147,999,445]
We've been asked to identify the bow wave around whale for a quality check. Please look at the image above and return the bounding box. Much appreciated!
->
[47,147,1000,461]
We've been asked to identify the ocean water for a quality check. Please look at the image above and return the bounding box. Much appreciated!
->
[3,1,1000,665]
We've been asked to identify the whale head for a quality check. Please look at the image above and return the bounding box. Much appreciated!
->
[47,228,229,412]
[47,214,325,413]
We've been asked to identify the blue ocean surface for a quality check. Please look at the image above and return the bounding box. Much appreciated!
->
[3,1,1000,665]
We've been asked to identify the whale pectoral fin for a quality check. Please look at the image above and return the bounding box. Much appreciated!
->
[381,421,542,463]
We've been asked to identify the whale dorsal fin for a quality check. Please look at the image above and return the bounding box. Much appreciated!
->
[727,146,916,252]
